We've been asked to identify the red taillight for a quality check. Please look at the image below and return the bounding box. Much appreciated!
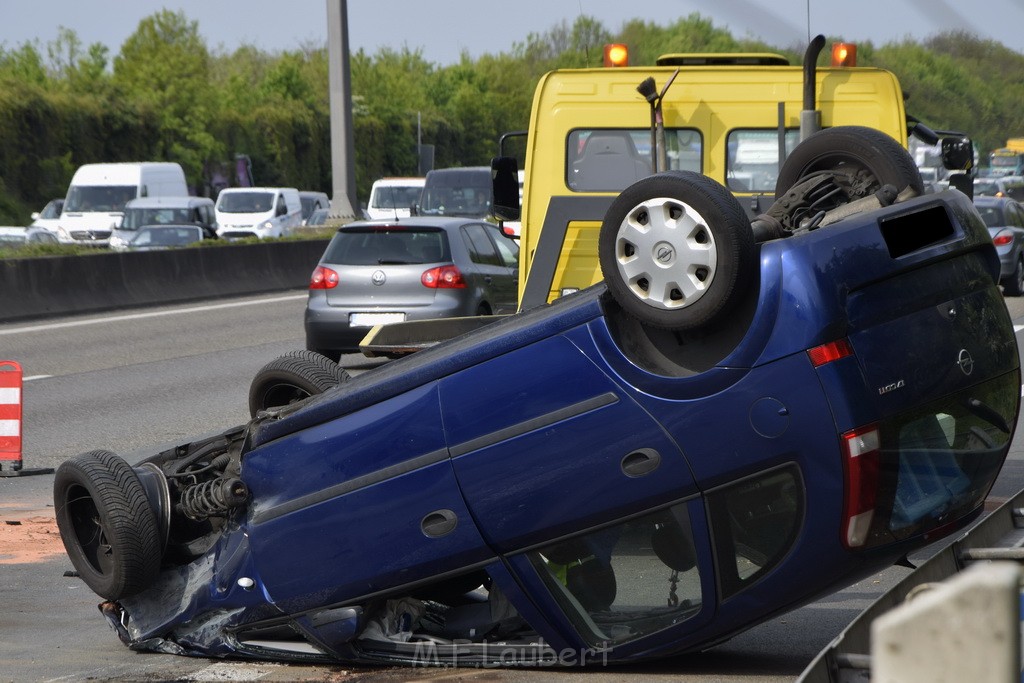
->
[421,265,466,289]
[310,266,339,290]
[841,424,881,549]
[993,233,1013,246]
[807,338,854,367]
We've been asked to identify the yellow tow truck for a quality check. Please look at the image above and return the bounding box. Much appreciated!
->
[362,35,973,354]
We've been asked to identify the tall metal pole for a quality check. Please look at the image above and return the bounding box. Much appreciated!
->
[327,0,357,219]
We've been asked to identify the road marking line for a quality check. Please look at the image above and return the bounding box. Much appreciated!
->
[0,294,308,336]
[22,375,51,382]
[1016,324,1024,333]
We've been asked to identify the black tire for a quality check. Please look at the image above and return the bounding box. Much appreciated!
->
[53,450,162,600]
[249,349,351,417]
[775,126,924,204]
[599,171,756,330]
[311,348,342,363]
[1005,256,1024,296]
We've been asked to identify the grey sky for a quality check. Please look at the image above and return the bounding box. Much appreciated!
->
[2,0,1022,64]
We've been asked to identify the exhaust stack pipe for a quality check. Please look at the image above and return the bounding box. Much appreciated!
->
[801,34,826,141]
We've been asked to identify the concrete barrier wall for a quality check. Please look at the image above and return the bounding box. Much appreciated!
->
[0,239,329,323]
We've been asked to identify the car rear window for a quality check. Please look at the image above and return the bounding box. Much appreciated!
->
[1005,184,1024,202]
[975,204,1005,227]
[122,208,193,230]
[323,228,451,265]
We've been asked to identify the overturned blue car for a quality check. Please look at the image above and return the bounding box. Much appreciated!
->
[55,128,1020,667]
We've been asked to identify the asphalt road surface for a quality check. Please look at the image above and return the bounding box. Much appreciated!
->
[2,290,1023,682]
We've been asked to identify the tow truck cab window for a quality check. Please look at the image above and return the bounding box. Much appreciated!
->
[566,129,702,192]
[726,129,802,193]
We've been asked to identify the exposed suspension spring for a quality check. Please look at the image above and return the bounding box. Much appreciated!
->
[179,477,249,520]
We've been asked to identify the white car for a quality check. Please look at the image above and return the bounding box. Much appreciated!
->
[0,225,59,245]
[29,198,63,234]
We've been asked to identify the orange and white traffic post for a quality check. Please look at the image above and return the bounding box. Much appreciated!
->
[0,361,22,473]
[0,361,53,477]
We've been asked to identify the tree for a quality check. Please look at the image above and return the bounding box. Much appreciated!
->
[113,10,219,184]
[46,27,111,95]
[0,42,48,86]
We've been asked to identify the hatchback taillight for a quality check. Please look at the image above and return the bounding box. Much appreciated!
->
[310,266,339,289]
[993,233,1013,246]
[807,338,853,367]
[421,265,466,289]
[841,424,881,549]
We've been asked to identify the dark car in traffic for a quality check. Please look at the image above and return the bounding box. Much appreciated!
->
[304,217,519,360]
[53,129,1020,668]
[416,167,493,218]
[123,225,212,251]
[974,195,1024,295]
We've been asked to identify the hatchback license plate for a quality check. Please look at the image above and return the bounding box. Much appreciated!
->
[350,312,406,327]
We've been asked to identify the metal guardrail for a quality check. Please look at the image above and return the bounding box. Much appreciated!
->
[797,488,1024,682]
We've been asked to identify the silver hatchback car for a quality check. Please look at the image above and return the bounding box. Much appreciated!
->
[305,217,519,360]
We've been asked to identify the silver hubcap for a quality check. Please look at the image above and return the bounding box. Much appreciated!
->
[613,197,718,310]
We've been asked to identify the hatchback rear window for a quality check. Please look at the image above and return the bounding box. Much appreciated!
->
[854,372,1017,549]
[323,228,451,265]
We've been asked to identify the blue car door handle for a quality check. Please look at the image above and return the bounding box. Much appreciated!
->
[421,509,459,538]
[621,448,662,478]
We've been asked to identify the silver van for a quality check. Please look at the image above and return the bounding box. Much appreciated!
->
[110,196,217,251]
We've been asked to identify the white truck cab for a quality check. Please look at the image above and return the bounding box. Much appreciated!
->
[366,177,425,220]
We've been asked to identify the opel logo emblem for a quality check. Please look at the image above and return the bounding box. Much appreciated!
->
[654,241,675,264]
[371,270,386,286]
[957,349,974,376]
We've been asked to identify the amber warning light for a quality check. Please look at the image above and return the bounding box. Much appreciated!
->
[831,42,857,67]
[604,43,629,67]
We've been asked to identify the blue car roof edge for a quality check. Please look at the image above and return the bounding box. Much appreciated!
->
[251,287,609,448]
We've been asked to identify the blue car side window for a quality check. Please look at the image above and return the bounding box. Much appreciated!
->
[527,503,702,647]
[706,465,803,600]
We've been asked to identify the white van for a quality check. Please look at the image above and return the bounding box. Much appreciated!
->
[57,162,187,246]
[365,177,425,220]
[215,187,302,239]
[110,196,217,251]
